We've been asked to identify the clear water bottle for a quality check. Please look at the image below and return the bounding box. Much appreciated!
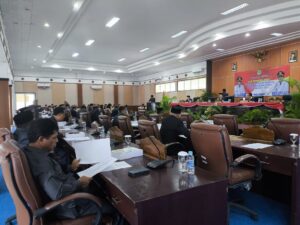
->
[187,151,195,175]
[178,151,188,172]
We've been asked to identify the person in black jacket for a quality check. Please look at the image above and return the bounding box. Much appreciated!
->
[160,106,192,154]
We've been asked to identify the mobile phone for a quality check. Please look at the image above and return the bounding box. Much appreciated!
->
[128,167,150,177]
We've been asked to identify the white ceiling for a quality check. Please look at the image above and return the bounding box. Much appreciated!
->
[1,0,300,81]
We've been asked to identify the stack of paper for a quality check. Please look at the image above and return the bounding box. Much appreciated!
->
[64,132,89,142]
[77,157,117,177]
[241,143,273,149]
[111,147,143,160]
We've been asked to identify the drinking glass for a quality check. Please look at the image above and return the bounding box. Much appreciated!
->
[290,133,298,147]
[124,135,131,147]
[81,121,87,132]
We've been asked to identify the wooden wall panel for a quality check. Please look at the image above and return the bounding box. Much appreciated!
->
[0,79,10,128]
[37,86,52,106]
[52,83,65,105]
[65,83,78,105]
[103,84,114,105]
[123,85,133,105]
[93,87,104,105]
[82,84,93,105]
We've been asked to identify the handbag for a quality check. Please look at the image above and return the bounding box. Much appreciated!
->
[109,126,124,143]
[140,136,166,160]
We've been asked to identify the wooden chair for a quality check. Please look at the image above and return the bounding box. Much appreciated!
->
[213,114,239,135]
[266,118,300,142]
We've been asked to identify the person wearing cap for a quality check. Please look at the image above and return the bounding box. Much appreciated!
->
[160,106,191,153]
[13,110,34,148]
[272,71,289,96]
[234,76,246,97]
[186,95,193,102]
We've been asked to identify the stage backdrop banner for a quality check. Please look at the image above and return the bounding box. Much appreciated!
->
[234,65,290,97]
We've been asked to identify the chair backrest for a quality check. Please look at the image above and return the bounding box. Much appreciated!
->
[0,140,43,225]
[266,118,300,142]
[149,114,160,123]
[191,123,233,178]
[180,112,193,129]
[99,115,112,132]
[0,128,11,143]
[118,116,134,136]
[213,114,239,135]
[138,120,161,140]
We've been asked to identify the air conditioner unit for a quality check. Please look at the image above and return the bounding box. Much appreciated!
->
[90,85,102,90]
[37,82,51,89]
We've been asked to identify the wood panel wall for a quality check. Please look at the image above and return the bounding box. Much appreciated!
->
[212,40,300,95]
[0,79,11,128]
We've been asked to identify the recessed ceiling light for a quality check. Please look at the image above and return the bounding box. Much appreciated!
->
[57,32,63,38]
[216,48,225,51]
[270,33,283,37]
[171,30,187,38]
[44,22,50,28]
[105,17,120,28]
[73,1,82,11]
[72,52,79,57]
[42,60,46,63]
[154,62,160,66]
[178,53,186,59]
[87,67,96,71]
[118,58,126,62]
[37,45,42,48]
[221,3,249,15]
[212,43,217,47]
[85,39,95,46]
[215,33,225,40]
[114,69,123,73]
[245,33,251,37]
[51,64,61,68]
[254,21,270,30]
[139,48,149,53]
[48,49,53,53]
[192,44,199,51]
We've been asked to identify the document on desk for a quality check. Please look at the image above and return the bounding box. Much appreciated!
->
[111,147,143,160]
[242,143,273,149]
[65,136,90,142]
[102,161,132,172]
[73,138,111,164]
[77,157,117,177]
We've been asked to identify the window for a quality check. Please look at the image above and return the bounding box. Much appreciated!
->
[16,93,35,110]
[155,82,176,93]
[178,78,206,91]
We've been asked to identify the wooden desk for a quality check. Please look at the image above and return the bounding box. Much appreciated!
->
[230,135,300,225]
[99,156,228,225]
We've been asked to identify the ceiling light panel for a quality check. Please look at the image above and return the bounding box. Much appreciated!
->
[44,22,50,28]
[57,32,63,38]
[114,69,123,73]
[270,33,283,37]
[140,48,149,53]
[87,67,96,71]
[105,17,120,28]
[154,62,160,66]
[118,58,126,62]
[178,53,186,59]
[221,3,249,15]
[245,33,250,37]
[73,1,82,11]
[85,39,95,46]
[72,52,79,57]
[48,49,53,53]
[171,30,187,38]
[253,21,270,30]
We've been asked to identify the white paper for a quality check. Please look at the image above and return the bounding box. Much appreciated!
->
[65,132,85,138]
[241,143,273,149]
[64,136,90,142]
[102,161,132,172]
[77,157,117,177]
[111,147,143,160]
[58,121,67,127]
[131,121,138,127]
[157,123,162,130]
[73,138,111,164]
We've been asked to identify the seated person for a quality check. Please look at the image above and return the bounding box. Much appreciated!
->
[112,106,129,127]
[13,110,34,149]
[186,95,193,103]
[219,89,228,101]
[160,106,192,153]
[24,119,124,224]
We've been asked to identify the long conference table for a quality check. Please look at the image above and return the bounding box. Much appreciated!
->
[230,135,300,225]
[98,156,228,225]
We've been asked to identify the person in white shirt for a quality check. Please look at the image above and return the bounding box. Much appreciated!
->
[272,71,289,96]
[234,76,246,97]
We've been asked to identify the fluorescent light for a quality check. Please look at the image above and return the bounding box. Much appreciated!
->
[171,30,187,38]
[118,58,126,62]
[42,60,46,63]
[212,43,217,47]
[44,22,50,28]
[51,64,61,68]
[85,39,95,46]
[87,67,96,71]
[254,21,270,30]
[105,17,120,28]
[154,62,160,66]
[73,1,82,11]
[215,33,225,40]
[37,45,42,48]
[139,48,149,53]
[192,44,199,51]
[245,33,251,37]
[178,53,186,59]
[216,48,225,51]
[270,33,283,37]
[114,69,123,73]
[48,49,53,53]
[57,32,63,38]
[72,52,79,57]
[221,3,249,15]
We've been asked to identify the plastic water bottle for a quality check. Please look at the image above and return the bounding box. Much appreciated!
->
[187,151,195,174]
